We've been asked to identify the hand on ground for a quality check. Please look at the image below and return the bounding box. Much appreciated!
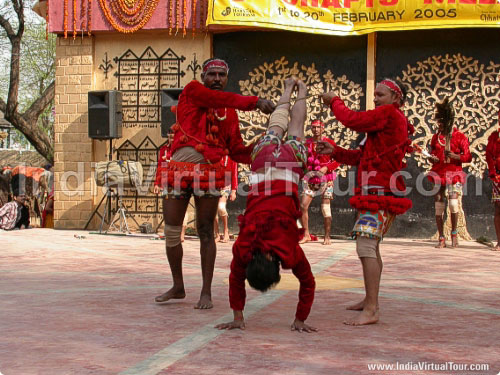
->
[215,319,245,330]
[291,319,317,333]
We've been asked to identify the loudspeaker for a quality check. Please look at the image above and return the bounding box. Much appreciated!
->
[161,88,183,138]
[88,90,123,139]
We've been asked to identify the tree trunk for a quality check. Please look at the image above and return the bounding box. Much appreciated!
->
[0,1,55,163]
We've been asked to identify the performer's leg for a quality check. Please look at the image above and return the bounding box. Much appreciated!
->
[288,79,307,139]
[495,202,500,250]
[181,209,188,242]
[299,193,313,243]
[218,195,230,242]
[155,196,190,303]
[194,194,219,309]
[213,214,220,243]
[268,77,297,138]
[434,186,446,248]
[346,239,382,312]
[181,224,186,242]
[449,191,459,248]
[322,197,332,245]
[345,237,380,326]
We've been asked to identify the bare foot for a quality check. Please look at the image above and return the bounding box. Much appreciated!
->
[296,79,307,93]
[299,235,311,244]
[343,309,379,326]
[346,300,365,311]
[285,76,298,89]
[194,293,213,309]
[221,234,230,243]
[155,287,186,304]
[451,235,459,248]
[493,244,500,251]
[214,234,220,243]
[346,300,379,311]
[322,237,331,245]
[435,238,446,248]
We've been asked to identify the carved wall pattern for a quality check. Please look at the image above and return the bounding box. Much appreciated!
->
[114,47,186,129]
[237,57,364,178]
[399,53,500,178]
[115,136,166,218]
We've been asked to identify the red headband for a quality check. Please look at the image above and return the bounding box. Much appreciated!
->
[311,120,324,128]
[203,59,229,73]
[380,79,402,98]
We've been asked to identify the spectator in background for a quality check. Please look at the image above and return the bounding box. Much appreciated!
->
[0,189,26,230]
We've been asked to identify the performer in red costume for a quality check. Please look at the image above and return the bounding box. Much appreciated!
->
[485,111,500,251]
[427,98,471,249]
[300,119,339,245]
[216,77,316,332]
[155,58,274,309]
[214,155,238,243]
[319,78,413,326]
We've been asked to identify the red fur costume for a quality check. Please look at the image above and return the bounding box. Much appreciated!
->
[486,130,500,180]
[327,97,413,215]
[222,155,238,191]
[305,137,339,184]
[428,128,472,185]
[163,80,258,190]
[154,143,171,189]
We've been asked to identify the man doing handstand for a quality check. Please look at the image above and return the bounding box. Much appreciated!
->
[216,77,316,332]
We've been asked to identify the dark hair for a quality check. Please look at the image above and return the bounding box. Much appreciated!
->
[394,79,407,104]
[435,97,454,135]
[246,251,281,292]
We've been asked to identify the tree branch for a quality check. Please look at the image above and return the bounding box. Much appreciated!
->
[0,13,16,38]
[23,81,55,123]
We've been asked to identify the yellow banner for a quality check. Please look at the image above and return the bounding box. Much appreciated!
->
[207,0,500,35]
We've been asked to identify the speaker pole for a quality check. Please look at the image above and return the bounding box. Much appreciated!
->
[108,139,113,161]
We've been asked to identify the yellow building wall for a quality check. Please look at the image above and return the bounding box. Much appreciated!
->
[54,32,211,229]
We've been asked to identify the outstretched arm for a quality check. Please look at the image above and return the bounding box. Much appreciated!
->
[316,141,361,166]
[215,254,247,330]
[322,93,387,133]
[291,248,317,332]
[184,80,274,113]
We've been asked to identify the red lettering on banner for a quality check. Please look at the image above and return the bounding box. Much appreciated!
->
[344,0,359,7]
[321,0,342,8]
[423,0,456,3]
[380,0,398,4]
[479,0,496,3]
[283,0,298,5]
[459,0,476,3]
[301,0,320,5]
[366,0,374,7]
